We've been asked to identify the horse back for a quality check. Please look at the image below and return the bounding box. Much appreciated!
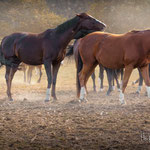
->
[1,33,27,58]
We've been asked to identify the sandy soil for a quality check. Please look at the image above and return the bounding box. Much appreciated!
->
[0,61,150,150]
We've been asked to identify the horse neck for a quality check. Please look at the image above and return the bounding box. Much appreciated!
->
[55,16,81,45]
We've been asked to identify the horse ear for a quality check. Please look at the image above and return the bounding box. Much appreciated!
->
[76,13,88,18]
[76,14,80,17]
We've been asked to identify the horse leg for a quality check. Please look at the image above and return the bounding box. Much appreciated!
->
[112,71,115,91]
[105,68,113,95]
[23,65,27,82]
[91,71,96,91]
[85,65,97,93]
[120,65,133,104]
[79,65,93,102]
[120,68,124,87]
[99,64,104,91]
[114,70,121,91]
[37,66,42,83]
[51,62,61,100]
[27,66,33,84]
[136,68,143,94]
[44,60,52,102]
[139,65,150,98]
[5,66,18,101]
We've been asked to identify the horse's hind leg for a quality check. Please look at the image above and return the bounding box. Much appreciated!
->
[114,70,121,91]
[139,65,150,97]
[5,65,18,101]
[27,66,33,84]
[105,68,113,95]
[51,62,61,100]
[120,65,133,104]
[79,64,96,102]
[37,66,42,83]
[99,64,104,91]
[91,71,96,91]
[136,68,143,94]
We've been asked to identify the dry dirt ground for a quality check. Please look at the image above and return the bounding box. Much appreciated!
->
[0,60,150,150]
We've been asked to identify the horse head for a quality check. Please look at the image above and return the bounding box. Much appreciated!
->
[73,13,106,39]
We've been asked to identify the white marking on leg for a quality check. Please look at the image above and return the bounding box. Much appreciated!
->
[80,86,86,100]
[45,88,51,101]
[99,88,104,92]
[136,86,142,94]
[146,86,150,98]
[112,86,115,91]
[98,77,101,86]
[120,80,123,88]
[119,90,125,105]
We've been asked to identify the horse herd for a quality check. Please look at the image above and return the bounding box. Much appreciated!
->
[0,13,150,105]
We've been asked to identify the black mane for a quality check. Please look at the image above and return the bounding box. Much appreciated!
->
[55,16,79,34]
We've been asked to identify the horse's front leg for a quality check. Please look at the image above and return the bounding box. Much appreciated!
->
[44,60,52,102]
[51,62,61,101]
[5,66,18,101]
[120,65,133,104]
[139,65,150,98]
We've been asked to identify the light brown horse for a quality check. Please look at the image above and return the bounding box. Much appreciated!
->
[19,63,42,84]
[76,30,150,104]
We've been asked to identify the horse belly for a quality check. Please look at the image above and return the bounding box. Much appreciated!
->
[17,48,43,65]
[97,49,124,69]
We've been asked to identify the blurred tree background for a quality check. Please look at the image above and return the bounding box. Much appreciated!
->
[0,0,150,40]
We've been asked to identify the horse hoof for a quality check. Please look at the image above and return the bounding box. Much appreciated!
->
[52,96,57,100]
[44,99,50,102]
[112,86,115,91]
[79,98,88,103]
[136,91,140,94]
[118,89,121,92]
[106,93,110,96]
[99,88,104,92]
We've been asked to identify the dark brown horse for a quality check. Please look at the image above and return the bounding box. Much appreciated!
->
[0,13,106,101]
[74,30,150,104]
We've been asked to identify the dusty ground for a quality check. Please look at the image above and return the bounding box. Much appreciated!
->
[0,60,150,150]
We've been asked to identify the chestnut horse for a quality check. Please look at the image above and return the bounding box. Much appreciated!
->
[75,30,150,104]
[0,13,106,101]
[67,40,123,95]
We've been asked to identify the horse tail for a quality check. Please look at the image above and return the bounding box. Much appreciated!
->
[66,45,74,57]
[0,44,4,68]
[66,40,78,57]
[76,50,83,97]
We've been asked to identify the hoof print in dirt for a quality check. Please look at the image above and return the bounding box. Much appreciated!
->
[23,98,28,101]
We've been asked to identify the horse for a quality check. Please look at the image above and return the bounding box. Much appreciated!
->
[71,30,150,104]
[66,40,123,96]
[0,13,106,101]
[19,63,42,84]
